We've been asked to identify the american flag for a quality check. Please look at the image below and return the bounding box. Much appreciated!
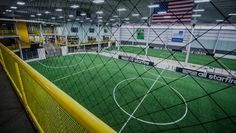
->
[152,0,194,23]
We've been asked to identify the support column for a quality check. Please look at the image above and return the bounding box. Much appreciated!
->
[39,24,44,47]
[145,8,151,56]
[145,26,150,56]
[132,25,134,45]
[185,5,198,64]
[213,25,222,54]
[37,48,46,59]
[98,24,101,52]
[17,39,23,59]
[81,23,84,43]
[118,12,121,51]
[14,23,23,59]
[185,24,195,64]
[65,35,68,46]
[61,46,68,56]
[54,27,57,45]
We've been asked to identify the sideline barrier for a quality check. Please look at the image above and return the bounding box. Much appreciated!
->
[0,43,116,133]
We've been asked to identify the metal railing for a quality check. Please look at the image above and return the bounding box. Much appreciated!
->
[0,30,17,36]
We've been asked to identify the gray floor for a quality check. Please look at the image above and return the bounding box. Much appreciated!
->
[0,65,36,133]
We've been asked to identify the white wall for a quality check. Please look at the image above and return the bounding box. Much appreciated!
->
[55,23,236,51]
[111,24,236,51]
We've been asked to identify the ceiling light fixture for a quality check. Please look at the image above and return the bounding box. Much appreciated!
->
[97,16,103,19]
[55,8,63,12]
[30,15,35,17]
[216,19,224,22]
[141,17,148,20]
[59,16,64,18]
[6,9,12,12]
[193,9,205,12]
[80,13,86,16]
[117,8,127,12]
[51,17,56,19]
[124,18,130,20]
[132,13,139,17]
[96,11,103,14]
[37,13,42,16]
[70,5,79,9]
[194,0,211,3]
[10,6,17,9]
[86,17,90,20]
[192,14,202,17]
[148,4,159,8]
[45,11,50,14]
[229,13,236,16]
[110,18,115,21]
[17,1,25,5]
[93,0,104,4]
[68,14,74,18]
[113,15,118,18]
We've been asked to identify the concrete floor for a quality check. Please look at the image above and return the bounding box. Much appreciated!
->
[0,65,36,133]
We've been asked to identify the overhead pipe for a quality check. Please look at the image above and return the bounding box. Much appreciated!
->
[0,18,60,25]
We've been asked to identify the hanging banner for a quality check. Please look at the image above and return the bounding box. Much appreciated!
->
[176,67,236,85]
[118,55,154,66]
[172,30,184,43]
[136,28,144,40]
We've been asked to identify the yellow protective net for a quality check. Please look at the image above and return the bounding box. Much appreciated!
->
[0,43,116,133]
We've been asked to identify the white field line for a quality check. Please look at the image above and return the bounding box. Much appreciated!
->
[119,69,166,133]
[52,60,113,83]
[25,58,42,63]
[37,60,83,69]
[119,55,178,132]
[113,77,188,125]
[143,65,188,80]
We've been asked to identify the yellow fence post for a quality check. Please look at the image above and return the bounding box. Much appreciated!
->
[14,62,44,132]
[14,62,27,106]
[0,48,2,60]
[0,48,6,70]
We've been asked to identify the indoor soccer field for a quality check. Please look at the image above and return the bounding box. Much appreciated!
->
[29,53,236,132]
[1,0,236,132]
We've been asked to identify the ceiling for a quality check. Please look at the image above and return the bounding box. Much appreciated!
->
[0,0,235,25]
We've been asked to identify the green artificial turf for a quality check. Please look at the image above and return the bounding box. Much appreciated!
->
[29,54,236,132]
[106,46,236,71]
